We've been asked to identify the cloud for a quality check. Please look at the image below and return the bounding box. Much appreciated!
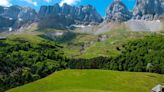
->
[59,0,81,6]
[23,0,38,6]
[44,0,52,3]
[0,0,12,7]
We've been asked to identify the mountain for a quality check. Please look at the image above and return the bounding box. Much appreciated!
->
[0,5,38,32]
[105,0,132,22]
[105,0,164,21]
[133,0,164,20]
[1,0,164,32]
[0,4,103,31]
[38,3,103,29]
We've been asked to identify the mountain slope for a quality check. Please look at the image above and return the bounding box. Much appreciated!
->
[58,25,153,58]
[7,70,164,92]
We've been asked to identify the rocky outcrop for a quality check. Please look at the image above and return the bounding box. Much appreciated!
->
[0,5,38,32]
[105,0,132,22]
[38,3,103,29]
[133,0,163,20]
[1,0,164,32]
[105,0,164,21]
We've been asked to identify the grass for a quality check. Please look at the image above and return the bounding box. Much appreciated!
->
[0,25,158,59]
[62,33,98,58]
[62,25,152,58]
[81,28,149,58]
[7,70,164,92]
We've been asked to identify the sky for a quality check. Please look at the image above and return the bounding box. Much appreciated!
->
[0,0,136,16]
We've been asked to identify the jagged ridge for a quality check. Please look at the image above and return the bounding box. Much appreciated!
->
[0,5,38,32]
[38,3,103,29]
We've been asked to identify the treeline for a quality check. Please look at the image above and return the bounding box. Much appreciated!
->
[68,35,164,74]
[0,38,67,92]
[68,57,112,69]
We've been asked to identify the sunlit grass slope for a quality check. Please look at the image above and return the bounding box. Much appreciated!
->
[8,70,164,92]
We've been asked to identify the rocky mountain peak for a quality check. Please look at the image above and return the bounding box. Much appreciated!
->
[0,6,38,32]
[133,0,163,20]
[105,0,132,22]
[38,4,103,29]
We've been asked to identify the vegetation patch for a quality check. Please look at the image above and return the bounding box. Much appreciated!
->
[0,37,67,92]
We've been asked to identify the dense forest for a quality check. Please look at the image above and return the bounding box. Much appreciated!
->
[109,35,164,73]
[0,38,67,92]
[0,34,164,92]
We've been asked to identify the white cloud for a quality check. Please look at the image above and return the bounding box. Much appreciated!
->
[0,0,11,7]
[59,0,81,6]
[23,0,38,6]
[44,0,52,3]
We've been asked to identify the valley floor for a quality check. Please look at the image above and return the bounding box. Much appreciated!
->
[7,70,164,92]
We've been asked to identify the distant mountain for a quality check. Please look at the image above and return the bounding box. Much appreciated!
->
[105,0,164,22]
[105,0,132,22]
[1,0,164,32]
[0,4,103,31]
[38,3,103,29]
[0,5,38,32]
[133,0,164,20]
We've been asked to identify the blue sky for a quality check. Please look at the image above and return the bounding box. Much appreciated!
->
[0,0,136,16]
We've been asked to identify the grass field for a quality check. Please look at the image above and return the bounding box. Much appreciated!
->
[7,70,164,92]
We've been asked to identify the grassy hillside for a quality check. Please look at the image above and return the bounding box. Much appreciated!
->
[79,28,150,58]
[45,26,152,59]
[7,70,164,92]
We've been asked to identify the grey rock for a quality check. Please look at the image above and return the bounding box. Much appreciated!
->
[105,0,132,22]
[38,3,103,29]
[39,4,61,17]
[133,0,163,20]
[0,5,38,32]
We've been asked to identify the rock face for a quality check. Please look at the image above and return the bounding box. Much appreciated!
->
[1,0,164,32]
[38,3,103,29]
[133,0,164,20]
[105,0,132,22]
[0,5,38,32]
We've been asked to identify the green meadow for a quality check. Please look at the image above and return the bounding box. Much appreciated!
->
[7,70,164,92]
